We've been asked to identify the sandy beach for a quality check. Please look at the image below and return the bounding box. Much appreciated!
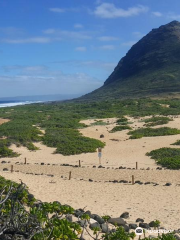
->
[1,116,180,230]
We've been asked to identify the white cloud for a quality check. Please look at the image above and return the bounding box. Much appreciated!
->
[74,24,84,29]
[100,45,115,50]
[94,3,149,19]
[0,67,102,96]
[122,41,137,47]
[75,46,87,52]
[49,7,80,13]
[49,8,66,13]
[98,36,119,41]
[152,11,163,17]
[2,37,52,44]
[43,29,92,40]
[51,60,116,72]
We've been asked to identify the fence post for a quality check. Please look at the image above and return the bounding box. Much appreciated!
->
[132,175,135,185]
[24,158,27,164]
[79,160,81,167]
[69,171,72,180]
[136,162,138,170]
[11,165,13,173]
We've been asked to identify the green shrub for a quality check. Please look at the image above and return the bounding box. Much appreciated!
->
[0,139,20,158]
[144,116,172,127]
[110,125,132,133]
[171,140,180,145]
[129,127,180,139]
[147,147,180,169]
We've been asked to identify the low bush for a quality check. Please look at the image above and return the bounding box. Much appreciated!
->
[110,125,132,133]
[144,116,172,127]
[0,139,20,158]
[129,127,180,139]
[146,147,180,169]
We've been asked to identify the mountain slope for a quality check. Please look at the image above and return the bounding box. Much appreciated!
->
[81,21,180,100]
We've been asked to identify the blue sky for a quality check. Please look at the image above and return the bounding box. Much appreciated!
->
[0,0,180,97]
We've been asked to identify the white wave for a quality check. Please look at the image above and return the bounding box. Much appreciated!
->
[0,101,42,108]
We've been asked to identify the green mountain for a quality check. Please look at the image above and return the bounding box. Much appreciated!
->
[81,21,180,100]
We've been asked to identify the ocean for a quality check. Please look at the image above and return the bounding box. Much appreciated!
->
[0,101,42,108]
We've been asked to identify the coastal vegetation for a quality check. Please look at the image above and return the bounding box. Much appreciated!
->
[147,147,180,169]
[0,98,180,156]
[128,127,180,139]
[144,116,172,127]
[110,125,132,133]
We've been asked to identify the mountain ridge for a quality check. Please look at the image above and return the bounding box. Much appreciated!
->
[80,21,180,100]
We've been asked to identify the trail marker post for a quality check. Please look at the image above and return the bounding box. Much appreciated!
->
[79,160,81,167]
[11,165,13,173]
[98,147,102,165]
[24,158,27,164]
[69,171,72,180]
[136,162,138,170]
[132,175,135,185]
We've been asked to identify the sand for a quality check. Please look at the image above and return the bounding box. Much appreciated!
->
[1,116,180,230]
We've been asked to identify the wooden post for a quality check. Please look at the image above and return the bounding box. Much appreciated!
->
[69,171,72,180]
[79,160,81,167]
[132,175,134,185]
[136,162,138,170]
[11,165,13,173]
[24,158,27,164]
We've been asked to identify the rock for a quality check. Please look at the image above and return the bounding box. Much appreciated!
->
[66,214,73,222]
[174,234,180,240]
[1,161,6,164]
[27,194,34,201]
[90,222,100,230]
[3,168,8,171]
[149,221,156,227]
[101,223,109,233]
[108,217,126,226]
[139,223,150,229]
[164,183,172,186]
[89,179,93,182]
[100,134,104,138]
[98,165,103,168]
[93,214,105,224]
[79,219,88,227]
[41,163,45,165]
[122,224,129,232]
[136,218,144,222]
[84,210,92,218]
[129,223,138,229]
[120,212,129,219]
[75,210,84,218]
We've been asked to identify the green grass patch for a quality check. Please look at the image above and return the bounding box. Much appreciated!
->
[144,116,172,127]
[128,127,180,139]
[110,125,132,133]
[147,147,180,169]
